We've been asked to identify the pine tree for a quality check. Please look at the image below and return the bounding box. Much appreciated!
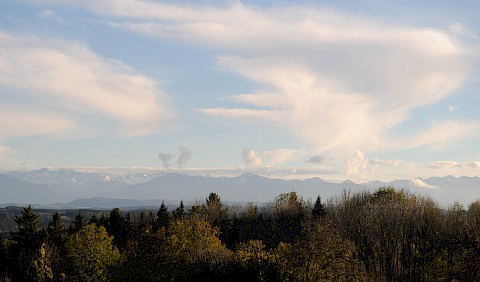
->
[47,212,66,249]
[173,200,186,220]
[70,212,85,233]
[12,205,41,251]
[312,196,327,218]
[156,202,170,230]
[10,205,41,281]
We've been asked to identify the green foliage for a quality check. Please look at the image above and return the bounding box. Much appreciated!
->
[235,240,286,281]
[65,224,122,282]
[32,243,53,282]
[282,220,367,281]
[3,190,480,281]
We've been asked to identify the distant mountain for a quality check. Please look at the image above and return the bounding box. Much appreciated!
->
[66,197,176,210]
[2,169,480,208]
[0,174,56,205]
[6,168,161,202]
[107,172,363,204]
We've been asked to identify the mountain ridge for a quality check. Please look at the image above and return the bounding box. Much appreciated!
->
[2,169,480,208]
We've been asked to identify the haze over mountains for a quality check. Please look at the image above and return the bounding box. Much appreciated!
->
[1,169,479,208]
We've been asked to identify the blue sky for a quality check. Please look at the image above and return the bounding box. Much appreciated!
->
[1,0,479,183]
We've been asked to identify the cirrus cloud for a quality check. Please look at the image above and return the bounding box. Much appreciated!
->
[99,2,473,153]
[0,31,176,141]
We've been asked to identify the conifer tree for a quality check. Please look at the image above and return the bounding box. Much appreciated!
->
[156,202,170,230]
[312,196,327,218]
[173,200,186,220]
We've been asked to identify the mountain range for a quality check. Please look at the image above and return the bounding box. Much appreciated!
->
[1,169,479,208]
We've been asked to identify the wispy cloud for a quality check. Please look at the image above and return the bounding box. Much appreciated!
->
[306,154,334,164]
[97,2,472,153]
[0,31,176,141]
[430,161,463,169]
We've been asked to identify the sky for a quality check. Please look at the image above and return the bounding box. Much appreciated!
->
[1,0,480,183]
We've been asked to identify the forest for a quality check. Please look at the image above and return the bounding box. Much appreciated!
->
[1,187,480,281]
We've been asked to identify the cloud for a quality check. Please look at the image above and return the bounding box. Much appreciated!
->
[38,9,62,23]
[158,153,174,169]
[345,150,367,176]
[465,162,480,169]
[0,31,175,141]
[346,150,403,177]
[448,106,459,113]
[0,145,19,168]
[430,161,463,169]
[369,159,402,166]
[176,146,192,168]
[390,121,476,150]
[411,178,437,189]
[369,158,402,173]
[263,148,300,165]
[98,2,472,153]
[449,22,479,40]
[306,155,333,164]
[242,148,262,166]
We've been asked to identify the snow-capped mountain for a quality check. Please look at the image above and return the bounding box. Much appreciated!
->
[1,169,480,208]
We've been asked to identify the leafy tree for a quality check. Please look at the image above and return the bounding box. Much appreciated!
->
[32,243,53,282]
[267,192,309,247]
[282,220,367,281]
[235,239,286,281]
[65,224,122,282]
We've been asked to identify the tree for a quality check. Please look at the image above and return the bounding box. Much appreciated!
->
[235,240,286,281]
[11,205,40,251]
[70,212,85,233]
[32,243,53,282]
[312,195,327,219]
[282,221,367,281]
[47,212,66,247]
[65,224,122,282]
[173,200,186,220]
[108,208,128,250]
[156,202,170,230]
[10,205,41,281]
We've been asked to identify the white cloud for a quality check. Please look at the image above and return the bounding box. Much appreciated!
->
[263,148,300,165]
[345,150,367,176]
[449,22,479,40]
[391,121,476,150]
[242,148,262,166]
[99,2,472,153]
[0,31,175,140]
[369,158,402,173]
[465,162,480,169]
[430,161,463,169]
[411,178,437,189]
[448,106,459,113]
[38,9,62,23]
